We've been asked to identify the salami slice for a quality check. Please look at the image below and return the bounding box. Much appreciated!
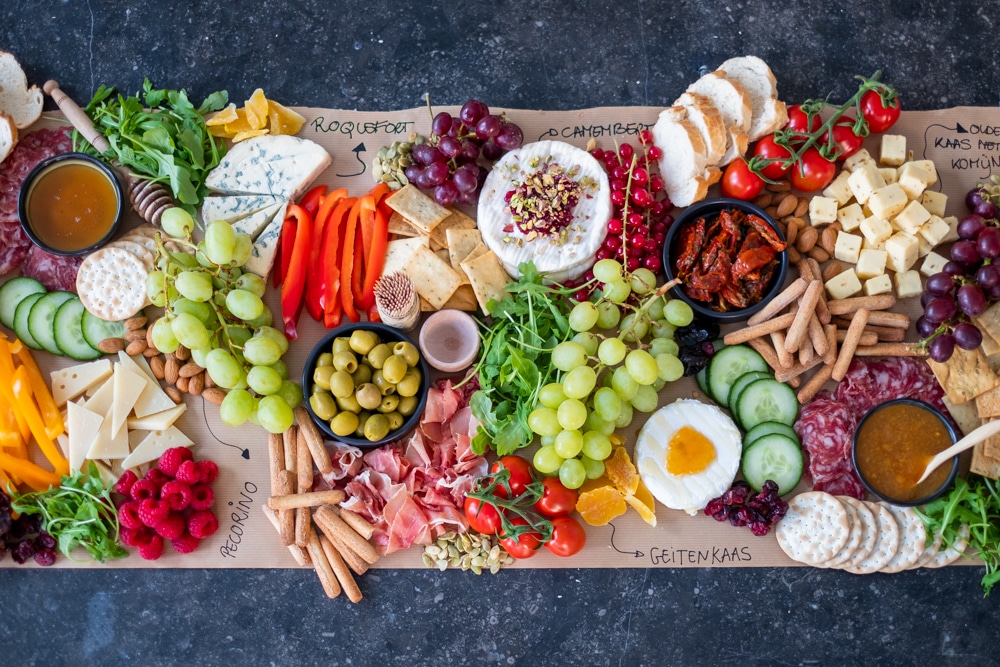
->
[0,220,30,275]
[795,394,858,489]
[21,246,83,292]
[815,472,866,499]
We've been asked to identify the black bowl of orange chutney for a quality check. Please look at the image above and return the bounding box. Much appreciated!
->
[851,398,959,506]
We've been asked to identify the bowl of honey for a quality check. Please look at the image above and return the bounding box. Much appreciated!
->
[18,152,124,256]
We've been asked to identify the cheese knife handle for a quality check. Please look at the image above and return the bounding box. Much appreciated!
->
[43,80,111,154]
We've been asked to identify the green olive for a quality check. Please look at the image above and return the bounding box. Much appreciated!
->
[393,341,420,367]
[385,411,404,430]
[372,370,397,395]
[330,411,359,437]
[332,337,353,354]
[312,365,334,391]
[377,394,399,413]
[354,411,371,438]
[396,369,422,397]
[367,343,393,369]
[364,414,390,441]
[333,350,358,373]
[382,355,407,384]
[351,363,373,386]
[330,370,355,398]
[309,392,338,421]
[336,393,361,414]
[349,329,378,355]
[355,382,382,410]
[397,395,418,416]
[316,352,334,368]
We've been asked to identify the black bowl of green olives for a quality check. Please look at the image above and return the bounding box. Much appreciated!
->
[302,323,431,448]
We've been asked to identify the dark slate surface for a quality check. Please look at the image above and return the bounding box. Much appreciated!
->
[2,1,999,665]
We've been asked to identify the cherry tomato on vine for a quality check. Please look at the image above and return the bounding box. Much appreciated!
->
[491,455,534,498]
[824,117,865,161]
[752,135,793,179]
[860,90,901,133]
[500,517,542,559]
[464,496,502,534]
[785,104,822,135]
[789,147,837,192]
[544,516,587,557]
[534,477,578,518]
[721,158,765,200]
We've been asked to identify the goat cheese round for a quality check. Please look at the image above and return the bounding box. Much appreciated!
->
[477,140,610,282]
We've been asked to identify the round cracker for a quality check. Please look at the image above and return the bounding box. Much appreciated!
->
[776,492,850,565]
[912,528,943,570]
[76,247,149,321]
[128,224,162,239]
[924,523,970,569]
[835,496,878,571]
[881,504,927,573]
[119,234,160,257]
[108,239,154,270]
[843,501,899,575]
[819,501,861,568]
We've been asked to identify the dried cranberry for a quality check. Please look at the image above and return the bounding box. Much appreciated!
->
[705,498,727,519]
[747,499,769,515]
[33,549,57,566]
[34,531,56,551]
[11,540,35,564]
[762,480,780,494]
[749,521,771,537]
[722,485,750,506]
[0,512,11,536]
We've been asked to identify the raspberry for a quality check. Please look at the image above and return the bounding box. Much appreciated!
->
[130,479,157,502]
[119,527,145,547]
[175,460,201,485]
[145,467,171,490]
[155,512,187,540]
[114,470,138,496]
[137,499,170,528]
[189,484,215,511]
[171,533,201,554]
[157,447,194,478]
[196,459,219,484]
[160,480,193,512]
[118,501,144,530]
[187,510,218,539]
[138,534,164,561]
[130,526,155,547]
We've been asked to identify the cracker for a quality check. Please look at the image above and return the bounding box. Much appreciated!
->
[834,496,878,571]
[943,395,981,436]
[981,329,1000,357]
[818,501,861,568]
[928,346,1000,404]
[975,301,1000,346]
[381,237,430,278]
[120,234,160,257]
[387,211,421,237]
[911,528,943,569]
[429,208,477,248]
[108,239,154,271]
[985,426,1000,460]
[924,523,970,568]
[976,385,1000,419]
[971,440,1000,479]
[843,501,900,575]
[447,228,483,274]
[76,247,150,322]
[461,249,511,313]
[403,244,463,310]
[420,284,477,312]
[775,492,850,565]
[127,225,162,239]
[384,184,450,233]
[880,504,926,573]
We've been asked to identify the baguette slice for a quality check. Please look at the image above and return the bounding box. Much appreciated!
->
[651,108,715,207]
[718,55,788,141]
[0,111,17,164]
[685,71,752,166]
[674,92,727,167]
[0,51,42,129]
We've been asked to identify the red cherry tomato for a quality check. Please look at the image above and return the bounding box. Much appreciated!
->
[534,477,578,518]
[789,148,837,192]
[464,496,502,535]
[785,104,822,135]
[860,90,901,133]
[545,516,587,557]
[721,159,765,201]
[490,455,534,498]
[824,117,864,161]
[752,135,793,179]
[500,517,542,559]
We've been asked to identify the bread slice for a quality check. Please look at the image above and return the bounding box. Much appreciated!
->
[0,51,43,129]
[718,55,788,141]
[685,71,752,166]
[674,92,727,167]
[651,108,714,207]
[0,111,17,164]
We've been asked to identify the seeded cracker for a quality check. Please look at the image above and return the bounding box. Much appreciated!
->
[942,395,980,436]
[775,492,849,565]
[971,440,1000,479]
[461,249,512,313]
[447,228,484,275]
[880,504,926,573]
[387,211,421,237]
[403,244,463,310]
[843,502,900,575]
[76,247,150,321]
[927,346,1000,404]
[381,237,430,278]
[384,184,451,234]
[429,208,477,249]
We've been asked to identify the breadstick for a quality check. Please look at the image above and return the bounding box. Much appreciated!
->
[806,258,831,324]
[295,506,312,548]
[268,489,347,510]
[770,331,794,368]
[326,530,370,576]
[261,505,310,566]
[833,308,869,381]
[854,342,927,357]
[796,258,816,282]
[798,336,814,365]
[320,535,363,603]
[784,280,822,352]
[747,336,783,373]
[775,356,824,383]
[797,363,834,404]
[294,406,334,475]
[833,318,907,342]
[746,278,808,326]
[283,424,298,473]
[827,294,896,315]
[306,530,342,599]
[724,312,797,346]
[275,470,296,547]
[336,508,376,541]
[296,427,314,493]
[314,505,379,564]
[835,329,878,347]
[788,375,802,388]
[268,432,284,495]
[824,324,838,366]
[865,310,910,329]
[808,314,829,356]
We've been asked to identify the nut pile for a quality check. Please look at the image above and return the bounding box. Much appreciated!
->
[752,184,818,265]
[421,530,515,574]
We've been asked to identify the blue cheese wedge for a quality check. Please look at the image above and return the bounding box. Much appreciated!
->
[245,213,283,278]
[200,193,284,225]
[206,135,331,200]
[233,201,286,240]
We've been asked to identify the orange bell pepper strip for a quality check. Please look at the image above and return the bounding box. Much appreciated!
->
[279,205,314,340]
[0,451,60,492]
[322,196,356,329]
[0,401,22,450]
[10,340,64,440]
[306,188,348,322]
[0,340,29,443]
[274,214,297,289]
[358,184,390,262]
[340,198,364,323]
[0,466,13,494]
[360,204,390,311]
[11,366,69,478]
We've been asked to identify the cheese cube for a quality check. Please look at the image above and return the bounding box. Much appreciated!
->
[941,215,960,244]
[847,163,886,205]
[867,183,909,219]
[893,200,932,235]
[864,274,893,296]
[809,196,839,225]
[894,270,923,299]
[860,215,893,246]
[917,235,933,257]
[855,248,887,279]
[834,231,864,264]
[880,134,907,166]
[822,171,854,206]
[920,250,949,277]
[910,159,938,185]
[837,203,865,232]
[862,236,886,251]
[919,214,951,246]
[896,161,932,199]
[825,268,863,300]
[878,167,898,185]
[920,190,948,218]
[844,148,876,172]
[885,232,919,273]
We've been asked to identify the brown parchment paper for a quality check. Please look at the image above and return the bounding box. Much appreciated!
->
[4,105,997,570]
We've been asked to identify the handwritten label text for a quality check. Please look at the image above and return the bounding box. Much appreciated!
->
[219,482,258,559]
[310,117,414,139]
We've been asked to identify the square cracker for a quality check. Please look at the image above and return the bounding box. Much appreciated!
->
[404,244,463,310]
[388,211,421,237]
[381,237,429,278]
[971,441,1000,480]
[461,249,511,312]
[447,229,483,273]
[927,346,1000,404]
[943,395,980,436]
[429,208,477,248]
[975,301,1000,345]
[384,185,450,233]
[420,284,478,312]
[977,384,1000,419]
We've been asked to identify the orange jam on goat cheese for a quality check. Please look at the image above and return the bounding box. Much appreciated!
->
[666,425,717,476]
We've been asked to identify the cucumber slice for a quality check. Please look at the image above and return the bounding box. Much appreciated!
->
[0,276,46,330]
[13,292,45,350]
[727,370,773,416]
[54,298,101,360]
[28,291,75,356]
[706,344,769,406]
[741,433,803,495]
[695,365,710,396]
[82,308,127,350]
[744,421,800,448]
[736,378,799,431]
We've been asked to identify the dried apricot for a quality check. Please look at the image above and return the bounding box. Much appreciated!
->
[205,103,239,127]
[268,99,306,135]
[605,446,640,495]
[576,485,627,526]
[624,478,657,527]
[244,88,270,130]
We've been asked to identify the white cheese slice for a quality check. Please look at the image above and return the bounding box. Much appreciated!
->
[233,201,286,240]
[127,403,187,431]
[121,427,195,470]
[87,402,131,460]
[205,135,331,200]
[244,213,283,278]
[118,351,157,384]
[83,376,115,417]
[200,193,285,225]
[111,364,148,438]
[67,400,103,473]
[50,359,113,407]
[131,378,177,419]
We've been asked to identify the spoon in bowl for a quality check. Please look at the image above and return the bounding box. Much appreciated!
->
[914,418,1000,485]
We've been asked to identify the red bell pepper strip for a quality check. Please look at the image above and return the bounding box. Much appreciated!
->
[274,215,298,288]
[279,205,313,340]
[359,184,390,262]
[321,197,356,329]
[351,227,366,305]
[299,185,327,218]
[305,188,348,322]
[340,199,364,322]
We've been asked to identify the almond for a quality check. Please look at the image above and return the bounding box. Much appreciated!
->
[149,355,166,380]
[794,197,810,218]
[829,221,843,232]
[822,261,847,283]
[146,325,157,351]
[175,345,191,362]
[787,246,802,264]
[784,218,800,246]
[820,226,838,254]
[204,373,216,389]
[124,329,147,343]
[776,194,798,218]
[97,337,125,354]
[125,339,147,356]
[808,246,830,262]
[176,376,190,393]
[753,193,773,209]
[165,386,183,404]
[143,346,160,358]
[165,357,180,385]
[202,387,227,405]
[765,205,779,219]
[179,361,203,378]
[796,226,819,252]
[767,180,792,193]
[125,315,148,331]
[188,373,204,396]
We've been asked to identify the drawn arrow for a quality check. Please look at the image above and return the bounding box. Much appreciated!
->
[926,122,967,134]
[336,142,367,177]
[609,522,644,558]
[201,400,251,459]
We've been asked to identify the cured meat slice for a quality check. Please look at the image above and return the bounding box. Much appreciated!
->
[0,219,30,275]
[794,393,863,496]
[21,246,83,292]
[815,473,866,499]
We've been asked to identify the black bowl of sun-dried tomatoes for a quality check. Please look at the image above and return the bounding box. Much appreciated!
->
[663,197,788,324]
